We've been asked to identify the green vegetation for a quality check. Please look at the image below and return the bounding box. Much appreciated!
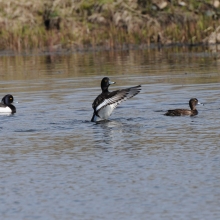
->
[0,0,219,51]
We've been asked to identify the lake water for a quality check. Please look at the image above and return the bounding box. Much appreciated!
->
[0,47,219,219]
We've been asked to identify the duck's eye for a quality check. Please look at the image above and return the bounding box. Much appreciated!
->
[105,79,108,82]
[10,97,12,100]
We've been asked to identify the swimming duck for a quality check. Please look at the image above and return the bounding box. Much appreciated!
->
[0,94,16,113]
[164,98,202,116]
[91,77,141,122]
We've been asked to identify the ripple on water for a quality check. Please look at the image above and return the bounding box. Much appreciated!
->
[0,48,220,220]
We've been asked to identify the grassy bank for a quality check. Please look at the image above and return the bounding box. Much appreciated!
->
[0,0,219,51]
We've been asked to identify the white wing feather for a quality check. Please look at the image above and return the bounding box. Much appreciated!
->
[96,86,141,112]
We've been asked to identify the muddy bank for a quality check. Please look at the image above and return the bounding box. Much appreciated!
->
[0,0,220,51]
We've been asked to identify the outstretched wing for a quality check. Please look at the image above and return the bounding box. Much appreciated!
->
[95,85,141,112]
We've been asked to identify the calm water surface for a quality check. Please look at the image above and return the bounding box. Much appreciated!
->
[0,47,220,219]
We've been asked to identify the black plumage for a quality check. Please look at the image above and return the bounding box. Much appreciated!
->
[0,94,16,113]
[164,98,202,116]
[91,77,141,122]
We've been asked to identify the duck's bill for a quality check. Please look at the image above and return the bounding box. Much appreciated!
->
[109,81,115,84]
[198,102,204,106]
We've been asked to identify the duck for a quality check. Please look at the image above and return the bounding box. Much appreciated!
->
[91,77,141,122]
[0,94,16,113]
[164,98,202,116]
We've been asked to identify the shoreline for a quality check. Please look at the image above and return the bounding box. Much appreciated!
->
[0,0,220,51]
[0,42,218,57]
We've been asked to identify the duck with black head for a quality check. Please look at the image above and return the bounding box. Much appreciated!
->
[0,94,16,114]
[164,98,203,116]
[91,77,141,122]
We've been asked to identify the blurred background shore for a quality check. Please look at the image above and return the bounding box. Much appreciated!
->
[1,0,220,52]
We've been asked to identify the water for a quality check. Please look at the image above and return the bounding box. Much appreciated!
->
[0,47,219,219]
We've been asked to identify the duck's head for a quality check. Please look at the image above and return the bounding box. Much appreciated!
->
[101,77,115,92]
[189,98,203,110]
[1,94,14,105]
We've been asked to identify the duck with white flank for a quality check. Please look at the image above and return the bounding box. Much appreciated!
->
[0,94,16,113]
[91,77,141,122]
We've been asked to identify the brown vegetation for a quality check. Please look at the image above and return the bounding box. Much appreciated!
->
[0,0,219,51]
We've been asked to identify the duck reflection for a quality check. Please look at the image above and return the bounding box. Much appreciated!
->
[92,120,124,146]
[0,113,13,116]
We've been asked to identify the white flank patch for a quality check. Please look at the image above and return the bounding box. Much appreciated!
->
[0,106,12,113]
[97,105,114,120]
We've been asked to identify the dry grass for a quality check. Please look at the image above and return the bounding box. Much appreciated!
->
[0,0,218,51]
